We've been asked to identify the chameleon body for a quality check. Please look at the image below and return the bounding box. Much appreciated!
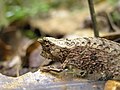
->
[38,37,120,80]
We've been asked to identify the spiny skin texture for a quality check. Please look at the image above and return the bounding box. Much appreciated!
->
[38,37,120,80]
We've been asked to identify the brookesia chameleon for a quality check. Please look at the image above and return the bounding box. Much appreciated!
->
[38,37,120,80]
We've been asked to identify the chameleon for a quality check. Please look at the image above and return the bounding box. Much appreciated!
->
[37,37,120,81]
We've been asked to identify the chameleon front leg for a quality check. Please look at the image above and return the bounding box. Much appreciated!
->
[40,61,64,72]
[40,65,63,72]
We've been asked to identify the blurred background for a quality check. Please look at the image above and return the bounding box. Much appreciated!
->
[0,0,119,77]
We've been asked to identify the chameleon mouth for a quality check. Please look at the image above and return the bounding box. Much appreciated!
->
[37,38,44,44]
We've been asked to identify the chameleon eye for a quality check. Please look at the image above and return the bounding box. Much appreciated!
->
[46,44,49,47]
[93,42,97,45]
[88,41,90,44]
[82,42,85,44]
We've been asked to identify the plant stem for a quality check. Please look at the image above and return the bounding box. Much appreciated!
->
[88,0,99,37]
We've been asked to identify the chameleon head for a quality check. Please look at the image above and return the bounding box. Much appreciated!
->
[37,37,53,59]
[38,37,60,48]
[37,37,63,60]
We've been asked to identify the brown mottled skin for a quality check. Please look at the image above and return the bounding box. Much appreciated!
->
[38,37,120,81]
